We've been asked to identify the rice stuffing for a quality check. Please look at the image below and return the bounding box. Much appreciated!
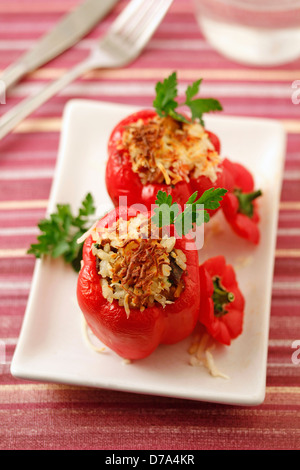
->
[92,214,186,317]
[122,115,221,186]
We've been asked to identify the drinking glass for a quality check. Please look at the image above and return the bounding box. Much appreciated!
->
[193,0,300,66]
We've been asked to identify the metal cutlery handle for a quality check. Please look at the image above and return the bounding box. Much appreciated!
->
[0,0,119,91]
[0,0,174,141]
[0,63,28,92]
[0,58,94,140]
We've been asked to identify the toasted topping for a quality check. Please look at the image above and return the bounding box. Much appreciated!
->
[92,215,186,316]
[122,115,221,186]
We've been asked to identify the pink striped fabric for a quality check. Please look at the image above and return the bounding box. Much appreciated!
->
[0,0,300,450]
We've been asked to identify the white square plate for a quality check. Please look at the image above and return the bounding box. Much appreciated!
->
[11,100,286,405]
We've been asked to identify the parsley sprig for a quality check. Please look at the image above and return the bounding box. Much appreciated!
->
[28,188,227,271]
[153,72,223,126]
[28,193,96,272]
[151,188,227,235]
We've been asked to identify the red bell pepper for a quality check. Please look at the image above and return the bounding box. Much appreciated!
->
[105,109,234,215]
[198,255,245,345]
[77,205,200,360]
[221,159,262,244]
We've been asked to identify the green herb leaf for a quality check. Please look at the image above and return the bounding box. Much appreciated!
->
[152,190,179,227]
[186,98,223,126]
[155,190,173,207]
[185,79,202,102]
[152,187,227,236]
[197,187,228,210]
[28,193,96,272]
[153,72,179,118]
[153,72,223,125]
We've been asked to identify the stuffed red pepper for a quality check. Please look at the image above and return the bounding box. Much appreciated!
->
[77,204,201,360]
[106,110,234,211]
[105,73,233,213]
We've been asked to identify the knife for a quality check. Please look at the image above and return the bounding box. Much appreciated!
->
[0,0,119,91]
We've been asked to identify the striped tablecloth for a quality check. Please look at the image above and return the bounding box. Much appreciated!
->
[0,0,299,451]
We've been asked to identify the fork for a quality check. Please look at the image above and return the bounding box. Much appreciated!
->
[0,0,173,140]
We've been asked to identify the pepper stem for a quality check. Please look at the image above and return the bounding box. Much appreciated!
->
[212,276,235,317]
[234,188,262,218]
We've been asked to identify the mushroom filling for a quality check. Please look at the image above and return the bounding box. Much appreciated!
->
[91,214,186,317]
[122,115,221,186]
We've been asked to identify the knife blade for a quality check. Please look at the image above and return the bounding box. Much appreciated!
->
[0,0,119,90]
